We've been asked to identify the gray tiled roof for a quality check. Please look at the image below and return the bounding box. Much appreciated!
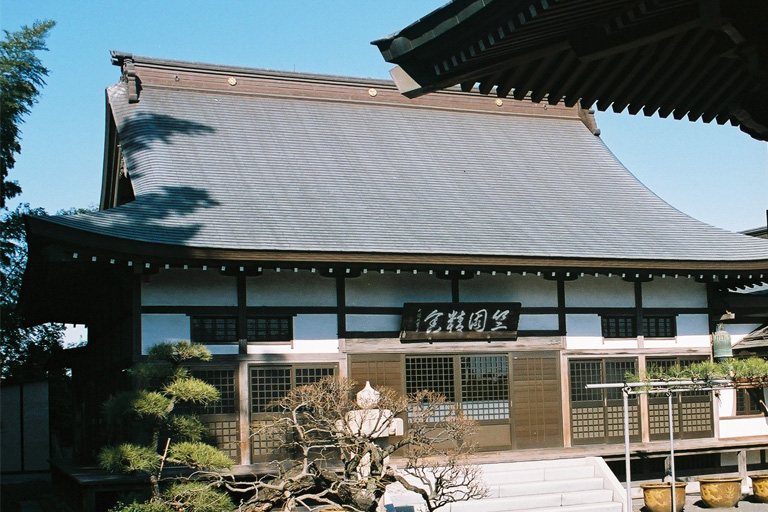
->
[44,76,768,263]
[735,324,768,350]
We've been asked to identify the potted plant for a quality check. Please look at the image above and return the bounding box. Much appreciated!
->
[751,473,768,503]
[687,361,724,381]
[698,476,742,508]
[640,481,687,512]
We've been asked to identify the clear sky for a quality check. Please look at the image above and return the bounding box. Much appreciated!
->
[3,0,767,233]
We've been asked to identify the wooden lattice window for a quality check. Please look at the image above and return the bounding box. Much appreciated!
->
[249,364,337,462]
[191,316,292,344]
[643,316,676,338]
[601,316,636,338]
[405,355,512,422]
[405,356,455,400]
[247,317,292,342]
[405,355,455,422]
[250,365,337,414]
[737,388,764,416]
[647,357,713,440]
[569,358,640,444]
[460,355,509,420]
[191,369,237,414]
[192,317,237,344]
[250,367,292,414]
[187,368,239,463]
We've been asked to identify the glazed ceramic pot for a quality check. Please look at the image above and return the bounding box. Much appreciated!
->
[751,474,768,503]
[698,477,742,508]
[640,482,687,512]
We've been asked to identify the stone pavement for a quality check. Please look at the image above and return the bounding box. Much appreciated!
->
[633,492,768,512]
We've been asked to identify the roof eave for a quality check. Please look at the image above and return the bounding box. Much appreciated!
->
[25,216,768,283]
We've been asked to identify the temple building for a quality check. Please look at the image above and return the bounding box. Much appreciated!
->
[21,53,768,471]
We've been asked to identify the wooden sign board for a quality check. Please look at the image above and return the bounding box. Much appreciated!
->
[400,302,521,342]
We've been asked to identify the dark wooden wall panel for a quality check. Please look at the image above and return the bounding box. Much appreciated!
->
[512,355,563,449]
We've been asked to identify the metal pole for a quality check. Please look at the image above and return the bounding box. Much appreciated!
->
[667,390,677,512]
[624,386,632,512]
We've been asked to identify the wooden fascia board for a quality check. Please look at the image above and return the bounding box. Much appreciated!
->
[24,216,768,275]
[99,96,123,210]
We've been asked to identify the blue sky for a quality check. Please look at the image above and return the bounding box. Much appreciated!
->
[3,0,767,232]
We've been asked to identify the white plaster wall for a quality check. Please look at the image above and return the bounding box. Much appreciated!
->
[142,269,236,306]
[459,274,558,306]
[346,314,402,332]
[565,276,634,307]
[644,314,710,348]
[719,416,768,438]
[642,278,707,308]
[346,272,451,307]
[246,339,340,355]
[519,314,559,331]
[718,389,736,417]
[247,270,336,306]
[294,314,338,340]
[565,314,638,349]
[142,313,191,353]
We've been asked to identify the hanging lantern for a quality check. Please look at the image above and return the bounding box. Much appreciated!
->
[712,323,733,361]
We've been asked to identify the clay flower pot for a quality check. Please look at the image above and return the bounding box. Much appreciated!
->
[698,477,742,508]
[751,474,768,503]
[641,482,687,512]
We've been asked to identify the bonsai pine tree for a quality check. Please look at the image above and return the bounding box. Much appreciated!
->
[99,341,234,512]
[228,377,487,512]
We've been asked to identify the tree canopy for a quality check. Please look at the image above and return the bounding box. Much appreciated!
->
[0,20,55,207]
[0,204,65,380]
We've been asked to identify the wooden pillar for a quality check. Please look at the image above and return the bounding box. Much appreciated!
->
[557,279,566,335]
[237,275,247,354]
[238,360,251,465]
[738,450,748,482]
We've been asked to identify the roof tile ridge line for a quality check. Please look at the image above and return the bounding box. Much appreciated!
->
[128,54,558,103]
[144,82,584,121]
[128,55,398,88]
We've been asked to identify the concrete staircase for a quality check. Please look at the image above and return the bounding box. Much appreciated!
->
[386,457,626,512]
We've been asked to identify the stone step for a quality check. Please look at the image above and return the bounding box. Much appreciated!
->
[480,459,592,473]
[482,465,595,485]
[448,488,616,512]
[489,477,605,498]
[507,501,623,512]
[386,458,625,512]
[561,489,615,506]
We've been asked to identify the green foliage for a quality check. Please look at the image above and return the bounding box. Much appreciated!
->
[147,341,211,364]
[166,414,207,443]
[162,482,234,512]
[627,357,768,388]
[99,444,160,474]
[1,204,65,381]
[164,376,219,405]
[687,360,724,381]
[103,391,142,423]
[108,500,173,512]
[0,20,55,206]
[167,442,233,470]
[102,390,174,422]
[98,342,233,510]
[729,357,768,380]
[132,390,174,419]
[129,361,176,383]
